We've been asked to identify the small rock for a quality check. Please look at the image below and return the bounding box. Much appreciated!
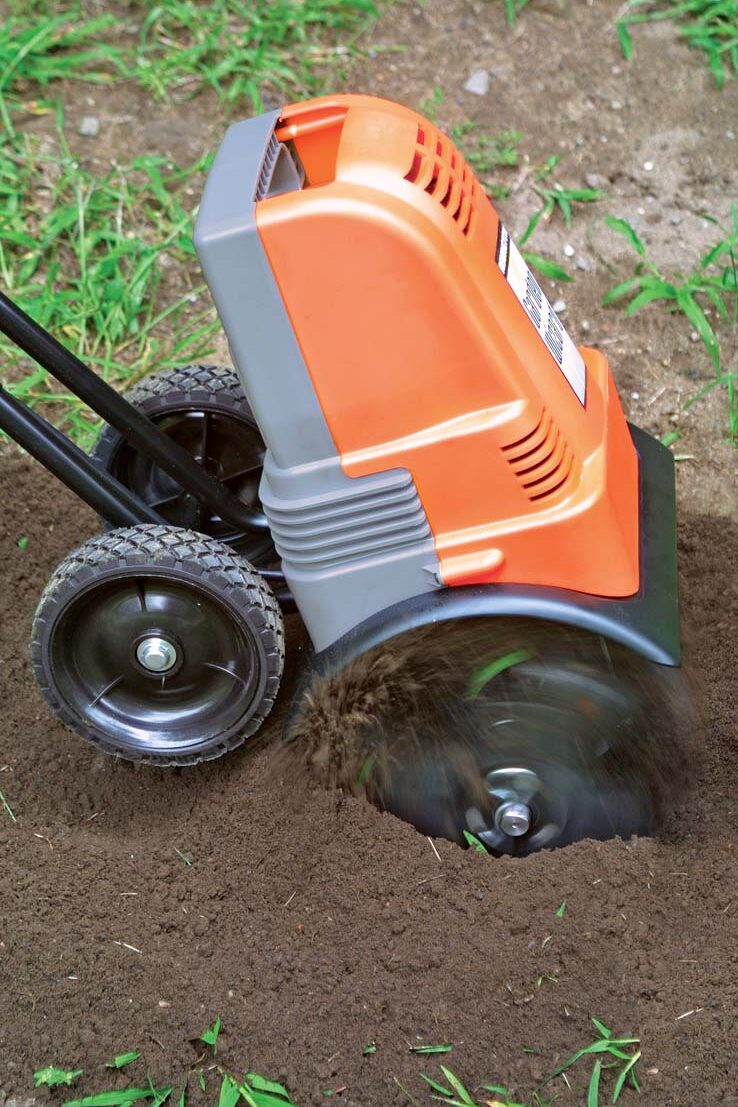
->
[158,999,171,1008]
[612,64,622,76]
[670,215,682,225]
[585,172,606,189]
[611,100,622,110]
[78,115,100,138]
[646,1067,659,1075]
[563,243,575,257]
[552,299,566,314]
[464,69,490,96]
[690,331,700,343]
[643,160,654,172]
[631,392,640,400]
[576,256,592,272]
[581,320,590,332]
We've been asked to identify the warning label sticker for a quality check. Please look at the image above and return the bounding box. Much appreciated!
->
[495,224,586,406]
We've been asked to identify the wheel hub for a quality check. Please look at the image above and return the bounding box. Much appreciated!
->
[136,635,179,673]
[495,800,531,837]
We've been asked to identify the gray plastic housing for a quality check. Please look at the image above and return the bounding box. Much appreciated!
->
[194,110,441,650]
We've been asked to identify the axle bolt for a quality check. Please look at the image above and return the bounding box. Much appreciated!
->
[136,636,178,673]
[495,801,532,837]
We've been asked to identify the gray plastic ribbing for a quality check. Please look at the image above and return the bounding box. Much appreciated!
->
[261,454,441,651]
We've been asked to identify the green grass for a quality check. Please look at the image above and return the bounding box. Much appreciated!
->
[450,121,523,200]
[604,209,738,440]
[0,13,126,131]
[132,0,378,107]
[0,0,380,116]
[503,0,533,25]
[518,157,604,246]
[0,786,17,822]
[31,1018,643,1107]
[617,0,738,87]
[414,90,582,286]
[0,104,218,447]
[419,1021,641,1106]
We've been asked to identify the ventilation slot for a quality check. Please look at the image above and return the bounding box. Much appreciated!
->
[255,134,303,201]
[404,124,478,238]
[502,409,576,502]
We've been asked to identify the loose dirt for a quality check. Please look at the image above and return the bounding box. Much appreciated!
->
[2,2,737,1105]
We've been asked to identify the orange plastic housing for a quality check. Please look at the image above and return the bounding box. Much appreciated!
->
[257,95,639,597]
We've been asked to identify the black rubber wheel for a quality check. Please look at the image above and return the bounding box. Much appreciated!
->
[91,365,275,563]
[30,525,284,765]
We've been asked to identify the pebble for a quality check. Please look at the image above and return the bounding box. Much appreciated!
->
[78,115,100,138]
[576,256,592,272]
[631,392,640,400]
[464,69,490,96]
[611,100,622,110]
[643,160,654,172]
[585,172,607,189]
[552,299,566,313]
[158,999,171,1008]
[612,64,622,76]
[670,215,682,225]
[581,320,590,332]
[563,243,575,257]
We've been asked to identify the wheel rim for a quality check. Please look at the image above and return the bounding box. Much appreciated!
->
[109,406,270,550]
[49,570,266,757]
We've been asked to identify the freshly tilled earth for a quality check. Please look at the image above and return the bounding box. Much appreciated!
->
[2,1,738,1105]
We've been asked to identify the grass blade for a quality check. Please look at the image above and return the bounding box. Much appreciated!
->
[587,1060,602,1107]
[611,1050,641,1103]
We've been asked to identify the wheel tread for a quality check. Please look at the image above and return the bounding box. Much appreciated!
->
[31,525,285,767]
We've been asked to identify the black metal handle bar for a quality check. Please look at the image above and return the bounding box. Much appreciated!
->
[1,388,296,608]
[0,291,269,533]
[0,386,165,528]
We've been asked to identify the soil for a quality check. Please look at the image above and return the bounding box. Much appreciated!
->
[2,2,738,1106]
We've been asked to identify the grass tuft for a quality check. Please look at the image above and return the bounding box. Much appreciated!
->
[450,121,523,200]
[519,157,604,246]
[132,0,379,108]
[603,209,738,440]
[0,105,218,447]
[617,0,738,87]
[1,1,380,113]
[503,0,532,26]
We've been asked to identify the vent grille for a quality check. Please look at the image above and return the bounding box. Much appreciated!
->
[502,409,576,502]
[255,134,281,200]
[264,472,431,571]
[404,124,478,238]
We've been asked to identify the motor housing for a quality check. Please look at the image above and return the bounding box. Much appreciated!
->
[195,95,643,654]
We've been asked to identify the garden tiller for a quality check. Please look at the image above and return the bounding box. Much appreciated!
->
[0,95,690,854]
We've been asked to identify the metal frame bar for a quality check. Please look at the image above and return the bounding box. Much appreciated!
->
[0,291,268,534]
[0,386,165,528]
